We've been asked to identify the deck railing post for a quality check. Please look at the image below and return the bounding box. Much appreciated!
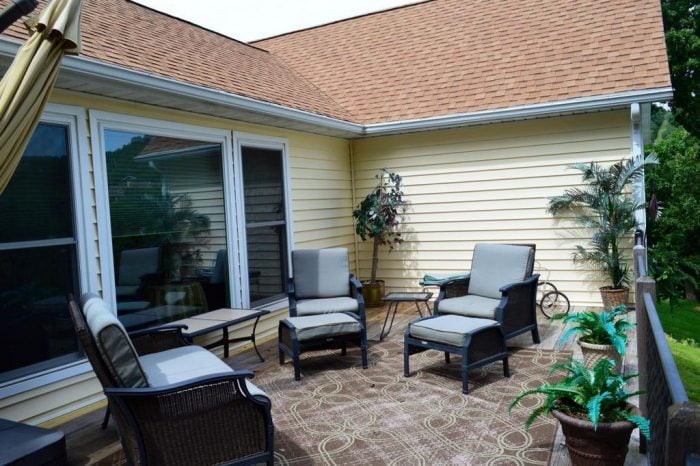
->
[666,402,700,465]
[634,244,651,454]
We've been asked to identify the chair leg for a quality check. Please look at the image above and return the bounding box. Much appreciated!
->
[444,352,451,364]
[101,407,110,430]
[293,354,301,381]
[503,357,510,377]
[341,342,347,356]
[461,357,469,394]
[531,327,541,344]
[278,345,285,365]
[403,343,410,377]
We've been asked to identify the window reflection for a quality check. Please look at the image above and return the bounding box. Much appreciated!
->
[105,130,227,329]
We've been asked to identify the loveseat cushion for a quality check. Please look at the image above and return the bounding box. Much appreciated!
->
[295,297,359,315]
[437,294,501,319]
[139,346,268,400]
[83,298,148,388]
[468,244,532,299]
[292,248,350,298]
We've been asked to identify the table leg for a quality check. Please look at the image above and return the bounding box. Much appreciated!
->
[251,315,264,362]
[414,301,424,318]
[223,327,229,358]
[380,301,398,340]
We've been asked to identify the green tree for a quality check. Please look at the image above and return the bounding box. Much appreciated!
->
[662,0,700,137]
[646,125,700,306]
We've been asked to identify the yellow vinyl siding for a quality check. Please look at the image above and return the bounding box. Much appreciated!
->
[351,110,631,307]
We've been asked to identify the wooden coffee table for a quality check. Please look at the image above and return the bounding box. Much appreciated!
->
[172,308,270,360]
[380,292,432,340]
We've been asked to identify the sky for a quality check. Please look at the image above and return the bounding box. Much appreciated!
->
[135,0,421,42]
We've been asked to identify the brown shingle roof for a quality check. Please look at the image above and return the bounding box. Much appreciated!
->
[1,0,671,126]
[255,0,671,124]
[1,0,356,121]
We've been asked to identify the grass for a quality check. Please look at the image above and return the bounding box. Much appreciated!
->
[656,299,700,402]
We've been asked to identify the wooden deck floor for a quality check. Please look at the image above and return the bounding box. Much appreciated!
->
[59,302,647,465]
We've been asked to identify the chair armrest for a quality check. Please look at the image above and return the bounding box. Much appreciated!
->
[105,372,273,466]
[287,278,297,317]
[129,325,191,355]
[434,275,470,313]
[496,274,540,332]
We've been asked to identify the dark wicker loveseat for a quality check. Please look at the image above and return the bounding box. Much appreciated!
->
[68,294,274,465]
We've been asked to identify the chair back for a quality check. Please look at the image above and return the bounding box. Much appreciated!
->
[468,244,534,299]
[68,294,149,389]
[67,295,117,389]
[292,248,350,299]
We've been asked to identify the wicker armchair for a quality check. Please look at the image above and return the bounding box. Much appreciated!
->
[434,243,541,343]
[68,294,274,465]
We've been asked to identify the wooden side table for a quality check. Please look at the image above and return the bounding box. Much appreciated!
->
[380,291,432,340]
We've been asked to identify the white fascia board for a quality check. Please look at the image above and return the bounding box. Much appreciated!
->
[0,38,364,135]
[363,88,674,135]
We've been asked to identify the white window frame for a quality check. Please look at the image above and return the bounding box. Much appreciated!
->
[0,103,96,398]
[233,132,294,309]
[88,111,240,308]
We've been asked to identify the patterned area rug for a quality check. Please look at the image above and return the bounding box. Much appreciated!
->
[258,338,571,465]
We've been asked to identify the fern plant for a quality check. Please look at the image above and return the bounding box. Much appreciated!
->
[555,305,634,356]
[509,358,650,439]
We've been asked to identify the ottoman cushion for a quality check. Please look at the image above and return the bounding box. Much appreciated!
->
[410,315,499,347]
[285,313,361,341]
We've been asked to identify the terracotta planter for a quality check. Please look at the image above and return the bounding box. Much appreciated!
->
[552,407,637,466]
[362,280,385,307]
[599,287,629,310]
[578,339,623,374]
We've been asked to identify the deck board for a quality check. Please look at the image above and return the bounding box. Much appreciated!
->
[60,302,647,465]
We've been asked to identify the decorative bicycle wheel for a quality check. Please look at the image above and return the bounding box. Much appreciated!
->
[536,281,557,308]
[539,290,570,319]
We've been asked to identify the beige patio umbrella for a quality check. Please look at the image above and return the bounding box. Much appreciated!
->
[0,0,83,193]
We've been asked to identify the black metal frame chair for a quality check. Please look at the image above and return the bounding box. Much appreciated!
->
[434,244,541,343]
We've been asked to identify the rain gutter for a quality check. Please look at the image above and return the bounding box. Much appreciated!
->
[363,88,674,135]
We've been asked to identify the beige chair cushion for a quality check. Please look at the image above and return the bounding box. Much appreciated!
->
[292,248,350,299]
[139,346,268,400]
[83,298,148,388]
[437,295,500,319]
[285,313,361,341]
[410,315,499,347]
[468,244,532,299]
[295,297,359,316]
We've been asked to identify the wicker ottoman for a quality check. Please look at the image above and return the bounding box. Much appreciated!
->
[404,315,510,394]
[279,313,368,381]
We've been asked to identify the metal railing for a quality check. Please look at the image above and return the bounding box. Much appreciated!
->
[633,243,700,466]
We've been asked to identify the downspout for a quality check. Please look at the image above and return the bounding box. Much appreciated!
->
[349,140,360,275]
[630,102,647,238]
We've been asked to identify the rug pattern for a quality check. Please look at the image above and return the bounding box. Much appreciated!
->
[259,339,570,465]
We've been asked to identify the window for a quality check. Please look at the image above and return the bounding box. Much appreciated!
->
[240,145,290,306]
[0,123,81,383]
[102,128,228,330]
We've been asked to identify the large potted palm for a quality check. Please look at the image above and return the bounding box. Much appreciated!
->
[510,358,650,466]
[546,156,656,308]
[353,170,407,307]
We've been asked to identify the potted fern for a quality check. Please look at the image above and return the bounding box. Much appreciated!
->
[556,304,633,373]
[353,170,407,307]
[510,358,650,466]
[546,156,656,308]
